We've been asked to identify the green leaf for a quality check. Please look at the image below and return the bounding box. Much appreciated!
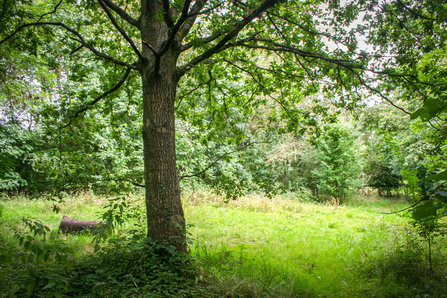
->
[65,259,74,270]
[27,281,35,296]
[412,201,437,221]
[43,251,50,262]
[24,240,31,250]
[428,171,447,181]
[42,281,56,290]
[434,191,447,203]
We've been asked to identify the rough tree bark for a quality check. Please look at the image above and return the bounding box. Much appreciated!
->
[140,0,186,252]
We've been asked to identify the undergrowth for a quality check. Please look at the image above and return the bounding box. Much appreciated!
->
[1,237,221,297]
[357,224,447,297]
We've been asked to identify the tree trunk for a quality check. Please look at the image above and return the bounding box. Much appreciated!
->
[58,215,103,233]
[139,0,186,253]
[141,65,186,253]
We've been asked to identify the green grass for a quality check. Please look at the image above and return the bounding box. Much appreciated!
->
[0,191,110,255]
[184,192,447,297]
[1,191,446,297]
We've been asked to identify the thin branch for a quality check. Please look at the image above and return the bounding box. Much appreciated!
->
[60,67,132,128]
[175,80,211,110]
[235,39,429,102]
[221,58,305,129]
[97,0,143,62]
[188,1,221,18]
[101,0,140,28]
[242,39,356,65]
[234,0,354,53]
[223,38,410,115]
[225,57,305,81]
[179,0,280,74]
[180,32,223,52]
[180,141,264,180]
[266,13,288,42]
[383,180,447,215]
[294,53,318,89]
[116,178,145,187]
[241,38,429,85]
[71,45,84,54]
[0,0,7,22]
[385,6,422,36]
[74,177,145,187]
[36,0,63,23]
[0,22,137,69]
[349,69,411,114]
[428,119,442,132]
[395,0,446,22]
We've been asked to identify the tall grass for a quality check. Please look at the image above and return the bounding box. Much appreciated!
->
[184,191,447,297]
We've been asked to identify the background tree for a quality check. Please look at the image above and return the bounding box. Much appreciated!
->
[311,122,362,203]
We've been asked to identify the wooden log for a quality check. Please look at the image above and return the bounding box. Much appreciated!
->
[59,215,103,234]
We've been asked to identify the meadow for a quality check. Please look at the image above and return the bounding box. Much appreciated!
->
[1,191,446,297]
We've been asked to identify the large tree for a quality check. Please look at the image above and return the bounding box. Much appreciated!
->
[2,0,445,251]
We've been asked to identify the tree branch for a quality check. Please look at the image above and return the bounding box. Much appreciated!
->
[243,39,357,65]
[101,0,140,28]
[60,67,132,128]
[220,58,306,130]
[159,0,192,55]
[73,177,145,187]
[142,40,158,55]
[0,22,137,69]
[175,80,211,110]
[238,38,428,86]
[0,0,7,22]
[97,0,143,62]
[395,0,446,22]
[222,37,410,115]
[180,31,222,52]
[178,0,280,74]
[234,0,356,52]
[71,45,84,54]
[117,178,145,187]
[348,68,411,115]
[162,0,175,28]
[177,0,209,39]
[36,0,63,23]
[383,180,447,215]
[179,141,264,180]
[188,1,221,18]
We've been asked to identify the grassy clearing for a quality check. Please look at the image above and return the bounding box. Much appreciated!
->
[1,191,446,297]
[184,192,447,297]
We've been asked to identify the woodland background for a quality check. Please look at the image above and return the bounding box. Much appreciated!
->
[1,0,447,296]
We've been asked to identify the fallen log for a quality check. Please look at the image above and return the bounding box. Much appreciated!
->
[59,215,104,234]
